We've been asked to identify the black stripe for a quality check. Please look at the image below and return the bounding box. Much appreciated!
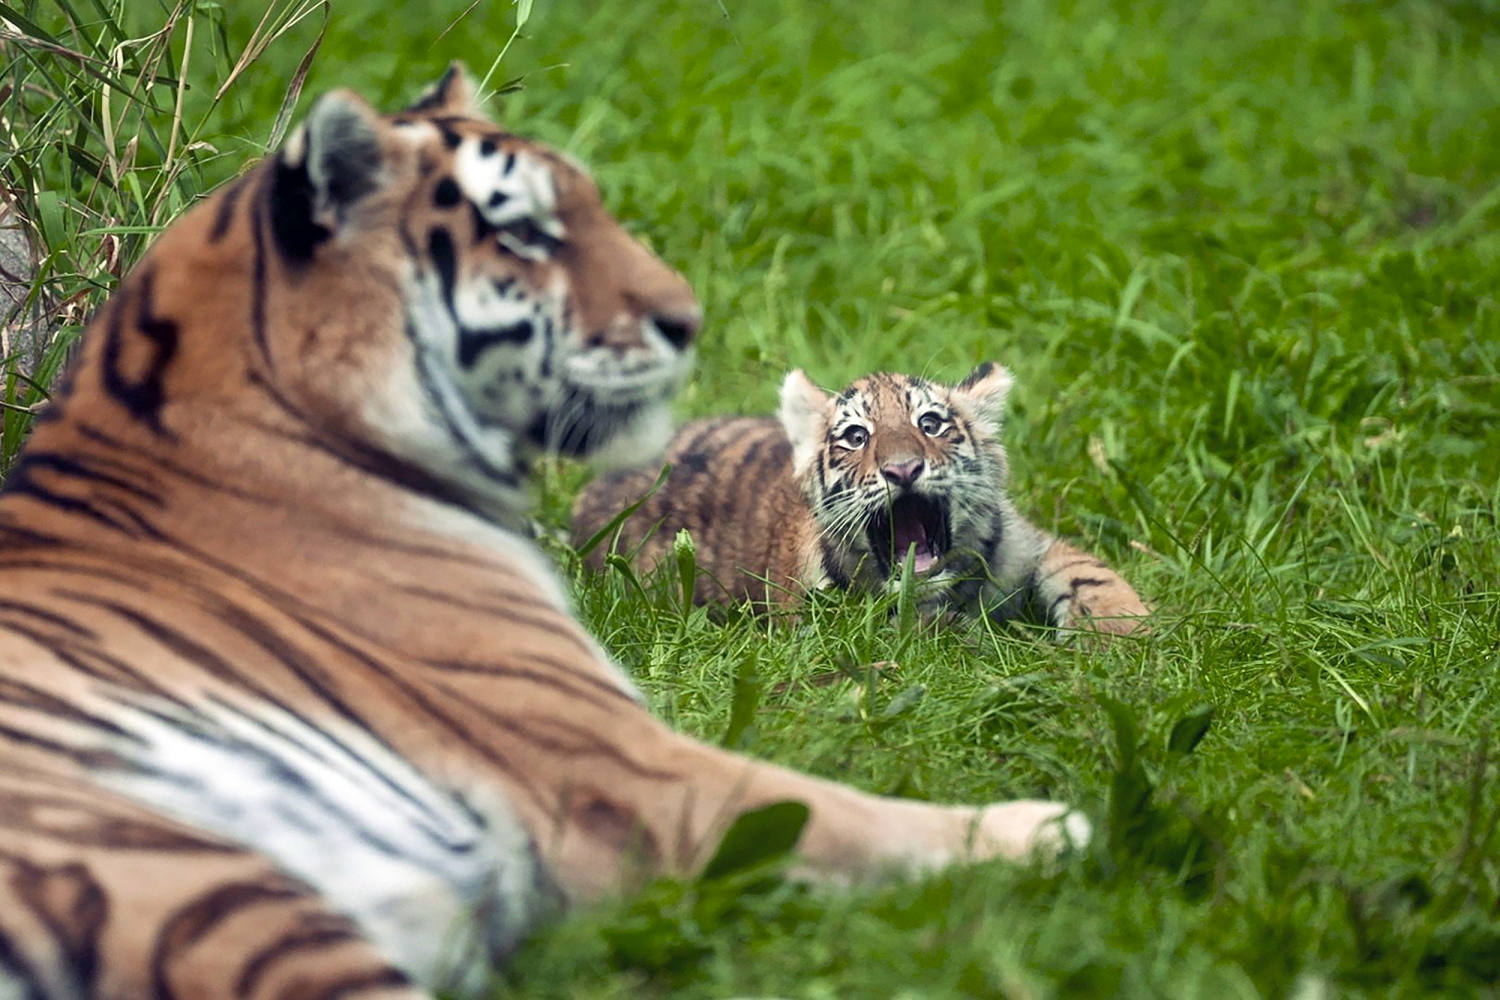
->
[671,419,728,462]
[97,690,443,865]
[3,451,163,506]
[718,429,785,543]
[424,654,634,710]
[268,158,331,262]
[0,599,98,640]
[234,916,364,998]
[5,858,106,996]
[306,966,414,1000]
[404,67,460,113]
[455,689,679,783]
[152,881,306,1000]
[0,523,70,549]
[246,370,520,505]
[208,173,251,242]
[400,327,524,488]
[433,176,461,208]
[458,319,533,368]
[0,462,165,541]
[74,422,270,505]
[99,270,179,436]
[959,362,995,389]
[250,169,277,370]
[0,927,47,1000]
[0,720,129,770]
[390,582,597,657]
[692,432,769,533]
[468,200,493,239]
[820,541,851,589]
[50,639,188,704]
[0,676,142,742]
[427,227,457,303]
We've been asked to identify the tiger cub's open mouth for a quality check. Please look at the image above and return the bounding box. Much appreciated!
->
[868,493,951,576]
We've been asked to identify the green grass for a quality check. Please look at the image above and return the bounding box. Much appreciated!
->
[6,0,1500,995]
[0,0,323,466]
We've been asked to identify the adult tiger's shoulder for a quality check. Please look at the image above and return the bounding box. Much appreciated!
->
[0,66,1084,1000]
[573,365,1150,635]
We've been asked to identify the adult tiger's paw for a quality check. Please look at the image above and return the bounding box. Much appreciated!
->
[972,800,1092,862]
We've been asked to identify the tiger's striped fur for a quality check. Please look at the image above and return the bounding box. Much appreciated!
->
[0,67,1085,999]
[573,366,1149,634]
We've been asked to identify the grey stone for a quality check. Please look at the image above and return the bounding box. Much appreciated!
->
[1,208,48,382]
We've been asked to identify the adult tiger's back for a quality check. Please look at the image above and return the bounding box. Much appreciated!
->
[0,67,1084,999]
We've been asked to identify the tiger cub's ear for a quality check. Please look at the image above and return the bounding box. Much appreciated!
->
[273,90,385,259]
[951,362,1014,437]
[404,62,479,116]
[779,369,833,476]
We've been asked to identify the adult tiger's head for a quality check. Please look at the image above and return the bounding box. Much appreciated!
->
[50,65,699,517]
[779,364,1015,589]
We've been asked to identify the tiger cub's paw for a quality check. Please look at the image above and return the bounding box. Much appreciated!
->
[1038,539,1151,641]
[1060,581,1152,638]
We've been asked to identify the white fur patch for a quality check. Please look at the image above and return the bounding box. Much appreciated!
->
[778,370,832,477]
[453,143,564,239]
[391,269,529,489]
[0,971,36,1000]
[585,405,674,471]
[95,693,547,997]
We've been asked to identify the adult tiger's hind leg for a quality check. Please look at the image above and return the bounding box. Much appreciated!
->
[0,772,430,1000]
[1032,538,1150,637]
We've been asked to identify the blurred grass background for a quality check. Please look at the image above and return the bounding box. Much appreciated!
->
[4,0,1500,996]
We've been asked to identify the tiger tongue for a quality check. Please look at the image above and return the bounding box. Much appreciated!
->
[894,517,937,574]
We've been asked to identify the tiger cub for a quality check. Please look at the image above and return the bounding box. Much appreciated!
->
[573,364,1149,634]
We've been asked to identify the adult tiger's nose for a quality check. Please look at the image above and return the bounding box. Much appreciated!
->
[881,458,925,488]
[651,305,702,351]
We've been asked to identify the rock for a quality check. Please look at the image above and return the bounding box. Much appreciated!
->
[1,204,48,382]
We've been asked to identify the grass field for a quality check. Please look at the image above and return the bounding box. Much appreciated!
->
[5,0,1500,996]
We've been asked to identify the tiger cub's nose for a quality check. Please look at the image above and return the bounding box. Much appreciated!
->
[881,458,925,488]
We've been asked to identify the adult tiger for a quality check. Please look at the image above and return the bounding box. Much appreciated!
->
[573,367,1151,633]
[0,67,1085,999]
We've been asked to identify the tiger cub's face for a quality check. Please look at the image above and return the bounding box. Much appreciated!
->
[779,365,1014,589]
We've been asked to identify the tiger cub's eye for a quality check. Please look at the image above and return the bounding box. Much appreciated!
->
[839,425,869,448]
[918,412,945,436]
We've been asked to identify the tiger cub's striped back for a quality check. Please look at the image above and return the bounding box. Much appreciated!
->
[574,365,1150,634]
[573,416,818,605]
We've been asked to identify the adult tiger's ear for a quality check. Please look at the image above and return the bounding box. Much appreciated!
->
[779,369,833,476]
[404,62,479,116]
[951,361,1014,436]
[273,90,385,260]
